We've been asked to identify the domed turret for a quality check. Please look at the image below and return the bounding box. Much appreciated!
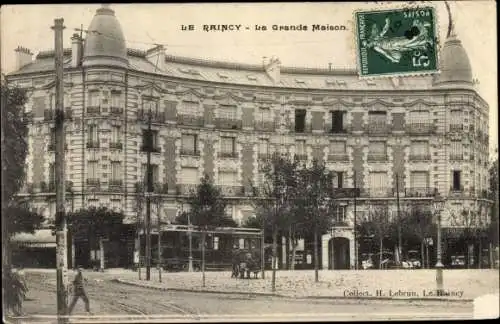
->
[435,34,473,85]
[82,4,128,68]
[434,3,472,86]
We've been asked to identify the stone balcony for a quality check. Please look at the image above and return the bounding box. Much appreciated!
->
[137,110,166,124]
[406,123,436,135]
[215,118,242,130]
[218,151,239,159]
[367,153,388,162]
[254,120,276,132]
[86,106,101,116]
[364,123,392,135]
[177,114,204,127]
[327,154,349,162]
[409,154,431,161]
[180,148,200,156]
[135,182,169,194]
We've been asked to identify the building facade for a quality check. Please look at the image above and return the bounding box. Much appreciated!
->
[7,5,492,269]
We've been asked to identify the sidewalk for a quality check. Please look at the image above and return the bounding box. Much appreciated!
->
[110,269,499,302]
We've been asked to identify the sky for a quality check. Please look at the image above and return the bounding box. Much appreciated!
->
[1,1,497,155]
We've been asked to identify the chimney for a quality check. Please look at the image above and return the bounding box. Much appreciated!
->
[71,33,83,68]
[146,44,166,72]
[264,55,281,83]
[14,46,33,70]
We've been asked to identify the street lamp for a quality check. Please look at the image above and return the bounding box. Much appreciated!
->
[186,204,194,272]
[433,194,446,292]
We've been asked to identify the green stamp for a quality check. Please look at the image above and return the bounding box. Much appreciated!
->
[355,7,438,77]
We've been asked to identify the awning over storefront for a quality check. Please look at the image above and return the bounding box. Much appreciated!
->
[11,229,56,248]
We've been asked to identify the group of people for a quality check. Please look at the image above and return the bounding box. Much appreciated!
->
[8,266,91,316]
[231,252,260,279]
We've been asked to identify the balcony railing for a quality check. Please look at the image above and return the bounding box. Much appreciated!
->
[176,184,198,196]
[135,182,169,194]
[367,153,387,161]
[218,151,239,158]
[449,124,463,132]
[177,114,204,127]
[258,153,272,161]
[86,141,100,149]
[215,118,242,130]
[294,153,307,161]
[327,154,348,162]
[217,185,245,197]
[44,109,72,121]
[291,123,312,133]
[366,187,392,198]
[406,123,436,135]
[409,154,431,161]
[86,179,101,189]
[137,110,166,123]
[449,186,465,194]
[86,106,101,115]
[109,142,123,150]
[45,181,74,192]
[399,187,437,198]
[365,122,391,135]
[254,120,275,132]
[140,145,161,153]
[108,179,123,187]
[450,154,464,161]
[110,106,123,115]
[180,148,200,156]
[325,125,350,134]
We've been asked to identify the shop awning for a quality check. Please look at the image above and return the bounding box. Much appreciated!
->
[11,229,56,248]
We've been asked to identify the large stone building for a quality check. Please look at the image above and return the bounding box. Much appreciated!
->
[7,5,492,269]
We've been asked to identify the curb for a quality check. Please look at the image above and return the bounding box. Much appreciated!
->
[113,279,473,303]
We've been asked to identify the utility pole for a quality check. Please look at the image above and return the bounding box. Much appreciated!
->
[353,171,357,270]
[396,173,402,268]
[52,18,68,322]
[145,103,153,281]
[157,199,162,282]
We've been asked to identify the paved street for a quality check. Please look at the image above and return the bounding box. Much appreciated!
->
[5,271,474,323]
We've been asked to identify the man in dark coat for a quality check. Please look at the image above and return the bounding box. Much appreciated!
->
[68,268,91,315]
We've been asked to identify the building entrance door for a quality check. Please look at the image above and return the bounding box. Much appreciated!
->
[329,237,350,269]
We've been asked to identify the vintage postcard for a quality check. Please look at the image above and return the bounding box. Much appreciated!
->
[1,1,498,323]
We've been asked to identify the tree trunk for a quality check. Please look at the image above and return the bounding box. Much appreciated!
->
[314,227,319,282]
[202,231,206,287]
[478,238,482,269]
[379,237,383,269]
[285,227,291,270]
[291,238,297,271]
[99,237,105,271]
[421,241,425,269]
[272,226,277,292]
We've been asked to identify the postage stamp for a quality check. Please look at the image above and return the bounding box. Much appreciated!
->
[355,6,439,77]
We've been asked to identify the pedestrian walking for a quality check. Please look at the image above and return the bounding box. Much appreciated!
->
[68,267,92,315]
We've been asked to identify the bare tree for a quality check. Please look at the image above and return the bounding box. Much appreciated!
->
[448,207,486,268]
[401,203,436,268]
[359,203,393,269]
[252,153,299,291]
